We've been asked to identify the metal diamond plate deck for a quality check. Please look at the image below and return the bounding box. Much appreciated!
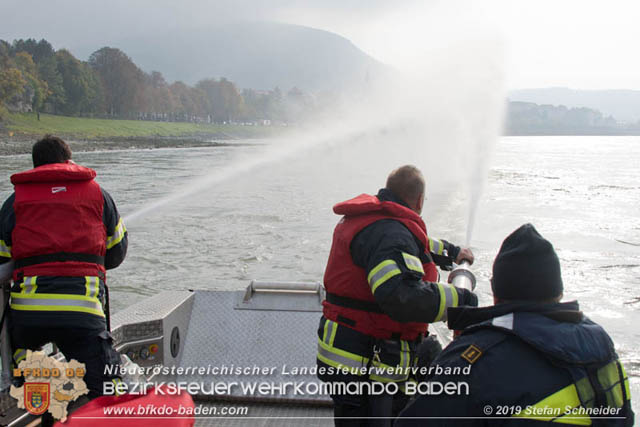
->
[111,291,194,330]
[179,290,329,404]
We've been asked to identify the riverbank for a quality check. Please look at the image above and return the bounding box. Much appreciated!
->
[0,113,281,155]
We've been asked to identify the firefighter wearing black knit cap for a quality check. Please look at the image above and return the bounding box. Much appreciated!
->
[397,224,634,426]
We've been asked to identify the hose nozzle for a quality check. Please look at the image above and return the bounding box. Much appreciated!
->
[447,260,476,291]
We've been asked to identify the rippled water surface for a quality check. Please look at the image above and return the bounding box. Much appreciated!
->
[1,135,638,410]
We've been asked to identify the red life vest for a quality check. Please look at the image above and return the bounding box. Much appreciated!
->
[10,162,106,282]
[323,194,438,341]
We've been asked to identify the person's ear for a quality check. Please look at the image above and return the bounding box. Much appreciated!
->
[415,192,424,214]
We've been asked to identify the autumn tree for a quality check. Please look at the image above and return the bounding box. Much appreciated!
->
[89,47,143,116]
[169,81,207,119]
[0,68,26,103]
[140,71,173,115]
[55,49,104,115]
[11,51,49,113]
[196,78,243,123]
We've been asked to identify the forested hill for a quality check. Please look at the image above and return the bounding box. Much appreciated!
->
[70,22,390,92]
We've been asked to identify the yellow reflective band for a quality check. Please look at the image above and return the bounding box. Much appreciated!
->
[317,338,410,382]
[11,292,100,301]
[397,340,411,375]
[317,352,364,376]
[621,364,631,399]
[0,239,11,258]
[112,378,125,396]
[512,382,591,425]
[597,360,632,408]
[513,360,631,426]
[599,361,623,408]
[322,319,339,346]
[318,338,368,365]
[317,338,369,374]
[10,292,105,317]
[624,375,630,400]
[434,283,458,322]
[106,218,127,250]
[13,348,27,364]
[402,252,424,274]
[84,276,99,298]
[323,319,330,344]
[10,304,104,317]
[403,341,410,369]
[435,283,447,322]
[19,276,38,294]
[428,238,444,256]
[575,375,595,407]
[368,260,401,294]
[329,321,338,346]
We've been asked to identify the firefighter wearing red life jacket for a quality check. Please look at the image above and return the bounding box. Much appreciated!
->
[317,165,478,426]
[0,136,127,399]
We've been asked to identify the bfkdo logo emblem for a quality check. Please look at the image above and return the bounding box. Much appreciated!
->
[24,383,50,415]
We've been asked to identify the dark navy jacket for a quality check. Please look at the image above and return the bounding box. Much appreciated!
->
[348,189,461,324]
[397,301,634,426]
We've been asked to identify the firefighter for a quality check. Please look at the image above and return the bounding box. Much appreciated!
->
[0,136,127,398]
[317,165,478,426]
[397,224,634,426]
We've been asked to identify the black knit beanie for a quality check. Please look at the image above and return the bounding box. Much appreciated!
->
[491,224,563,301]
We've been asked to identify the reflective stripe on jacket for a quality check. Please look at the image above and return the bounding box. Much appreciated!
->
[317,316,414,383]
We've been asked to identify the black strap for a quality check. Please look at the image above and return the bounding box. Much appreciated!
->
[104,283,111,332]
[615,360,629,409]
[0,296,9,339]
[14,252,105,269]
[586,366,607,409]
[326,292,384,314]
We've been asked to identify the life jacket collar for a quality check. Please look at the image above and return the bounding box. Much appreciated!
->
[333,192,426,231]
[11,162,96,185]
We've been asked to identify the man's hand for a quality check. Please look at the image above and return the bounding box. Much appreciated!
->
[455,247,474,265]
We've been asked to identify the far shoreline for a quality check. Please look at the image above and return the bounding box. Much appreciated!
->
[0,136,265,156]
[0,112,283,155]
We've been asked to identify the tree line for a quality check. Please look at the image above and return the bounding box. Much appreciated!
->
[0,38,318,124]
[505,101,640,135]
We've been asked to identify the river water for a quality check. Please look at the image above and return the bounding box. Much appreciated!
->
[1,135,638,410]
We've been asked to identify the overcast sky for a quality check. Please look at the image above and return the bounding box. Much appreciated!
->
[2,0,639,90]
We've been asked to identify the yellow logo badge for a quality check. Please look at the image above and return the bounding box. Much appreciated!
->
[461,344,483,364]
